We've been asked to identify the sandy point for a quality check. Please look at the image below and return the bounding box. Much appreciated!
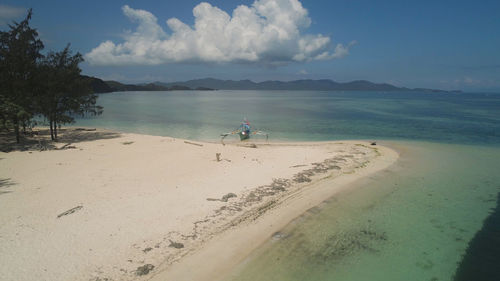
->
[0,128,398,281]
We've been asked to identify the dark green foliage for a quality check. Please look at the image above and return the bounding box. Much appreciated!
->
[81,75,114,93]
[0,9,102,142]
[0,9,44,142]
[37,45,103,140]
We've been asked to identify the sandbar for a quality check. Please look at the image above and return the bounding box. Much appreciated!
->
[0,128,398,281]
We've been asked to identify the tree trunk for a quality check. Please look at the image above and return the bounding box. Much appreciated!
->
[49,119,54,140]
[54,121,58,141]
[14,117,20,144]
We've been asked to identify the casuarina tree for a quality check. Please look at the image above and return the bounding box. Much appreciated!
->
[0,9,44,143]
[38,45,102,141]
[1,9,103,143]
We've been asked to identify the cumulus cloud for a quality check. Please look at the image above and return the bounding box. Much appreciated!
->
[86,0,355,66]
[0,5,26,25]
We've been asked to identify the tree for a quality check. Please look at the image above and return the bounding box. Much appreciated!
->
[1,9,103,143]
[38,45,103,141]
[0,9,44,143]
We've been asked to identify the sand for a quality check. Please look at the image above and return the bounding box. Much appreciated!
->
[0,128,398,281]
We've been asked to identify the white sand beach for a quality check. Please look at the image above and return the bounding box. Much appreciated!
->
[0,128,398,281]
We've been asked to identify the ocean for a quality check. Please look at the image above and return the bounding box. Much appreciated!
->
[75,90,500,281]
[76,90,500,144]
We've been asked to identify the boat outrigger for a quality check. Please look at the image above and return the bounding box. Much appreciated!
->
[220,118,268,144]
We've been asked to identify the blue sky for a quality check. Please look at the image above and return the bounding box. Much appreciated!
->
[1,0,499,92]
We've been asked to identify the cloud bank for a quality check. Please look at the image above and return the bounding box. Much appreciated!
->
[0,5,26,26]
[86,0,355,66]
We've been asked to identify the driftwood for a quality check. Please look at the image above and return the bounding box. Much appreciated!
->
[57,205,83,218]
[75,128,96,131]
[236,143,257,148]
[57,143,77,150]
[206,192,237,202]
[184,141,203,147]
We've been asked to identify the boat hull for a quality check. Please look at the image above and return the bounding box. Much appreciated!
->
[238,131,250,141]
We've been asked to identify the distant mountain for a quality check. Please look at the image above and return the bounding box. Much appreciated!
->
[83,76,215,93]
[154,78,258,90]
[84,76,459,93]
[155,78,457,92]
[83,76,114,93]
[104,81,170,92]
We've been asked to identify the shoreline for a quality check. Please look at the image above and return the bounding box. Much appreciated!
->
[0,128,398,281]
[149,139,398,281]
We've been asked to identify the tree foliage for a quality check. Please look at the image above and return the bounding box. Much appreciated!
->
[0,9,44,142]
[38,45,103,140]
[0,9,102,143]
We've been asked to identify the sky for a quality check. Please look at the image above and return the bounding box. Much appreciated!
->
[1,0,499,92]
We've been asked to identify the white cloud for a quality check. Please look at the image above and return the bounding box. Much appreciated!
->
[0,5,26,25]
[86,0,354,66]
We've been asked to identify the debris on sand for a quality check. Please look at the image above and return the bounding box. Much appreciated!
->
[270,178,290,191]
[184,141,203,147]
[57,206,83,218]
[290,164,307,168]
[221,193,237,202]
[168,239,184,249]
[207,193,237,202]
[57,143,77,150]
[294,173,312,183]
[237,143,257,148]
[135,264,154,276]
[75,128,96,131]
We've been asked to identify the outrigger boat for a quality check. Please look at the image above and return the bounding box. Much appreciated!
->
[220,118,268,144]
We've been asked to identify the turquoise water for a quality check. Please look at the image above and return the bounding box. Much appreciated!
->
[74,90,500,280]
[224,142,500,281]
[76,91,500,144]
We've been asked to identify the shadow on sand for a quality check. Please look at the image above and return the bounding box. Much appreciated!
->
[0,128,121,152]
[0,178,15,195]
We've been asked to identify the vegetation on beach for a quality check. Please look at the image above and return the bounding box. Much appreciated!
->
[0,9,102,143]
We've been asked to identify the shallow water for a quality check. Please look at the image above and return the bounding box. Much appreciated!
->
[75,91,500,145]
[72,90,500,280]
[224,142,500,281]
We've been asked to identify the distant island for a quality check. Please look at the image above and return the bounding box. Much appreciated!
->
[85,76,460,93]
[84,76,215,93]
